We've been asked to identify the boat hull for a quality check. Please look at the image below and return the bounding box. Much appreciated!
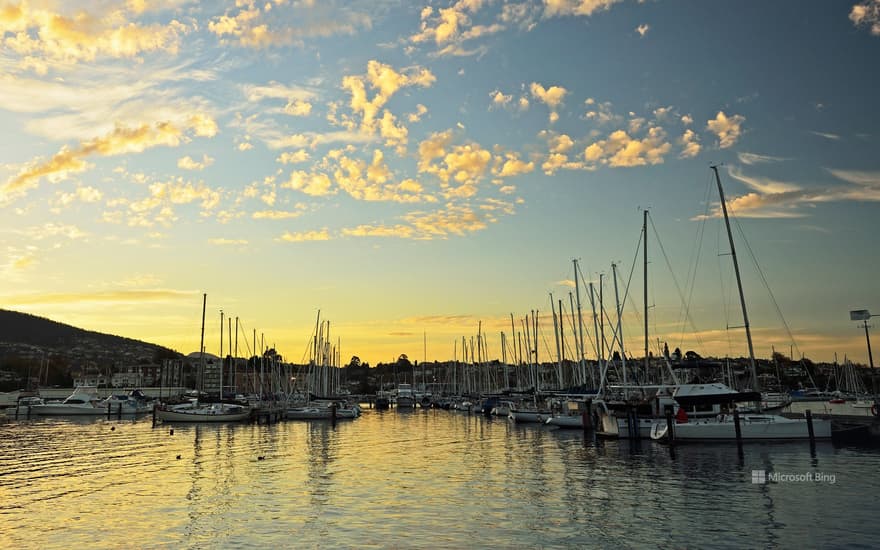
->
[509,410,551,423]
[156,405,250,423]
[545,414,585,428]
[655,414,832,441]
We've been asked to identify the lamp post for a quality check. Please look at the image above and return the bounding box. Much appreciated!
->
[851,309,877,396]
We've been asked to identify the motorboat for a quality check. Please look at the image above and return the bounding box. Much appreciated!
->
[155,401,251,422]
[28,387,106,415]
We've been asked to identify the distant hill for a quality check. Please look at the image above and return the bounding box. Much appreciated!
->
[0,309,181,367]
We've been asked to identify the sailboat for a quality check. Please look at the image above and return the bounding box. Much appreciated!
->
[155,294,251,423]
[651,166,830,442]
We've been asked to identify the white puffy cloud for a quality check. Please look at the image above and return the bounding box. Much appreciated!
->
[706,111,745,149]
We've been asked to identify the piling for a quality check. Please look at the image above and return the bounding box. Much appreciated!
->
[117,403,122,420]
[331,402,338,427]
[152,406,157,427]
[15,404,19,420]
[733,408,743,456]
[665,409,675,447]
[806,410,815,445]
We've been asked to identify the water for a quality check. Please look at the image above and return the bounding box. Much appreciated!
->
[1,409,878,548]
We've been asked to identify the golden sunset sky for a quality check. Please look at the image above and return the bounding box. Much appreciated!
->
[2,0,879,366]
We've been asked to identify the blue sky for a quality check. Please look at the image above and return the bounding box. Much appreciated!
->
[1,0,878,366]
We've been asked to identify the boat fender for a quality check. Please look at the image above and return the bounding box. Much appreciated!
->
[872,404,878,417]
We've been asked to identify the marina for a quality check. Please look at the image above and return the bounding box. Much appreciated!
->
[1,406,879,548]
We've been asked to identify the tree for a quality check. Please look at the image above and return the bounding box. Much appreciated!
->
[348,356,361,368]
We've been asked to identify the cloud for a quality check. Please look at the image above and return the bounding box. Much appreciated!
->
[340,60,436,147]
[54,186,104,207]
[543,0,624,18]
[209,2,372,49]
[409,0,504,57]
[530,82,567,122]
[491,90,513,107]
[679,129,701,158]
[0,2,190,73]
[727,165,801,194]
[737,152,789,165]
[283,170,334,196]
[332,150,430,203]
[177,154,215,171]
[706,111,745,149]
[278,228,331,242]
[584,98,619,126]
[2,116,217,203]
[209,238,249,246]
[811,131,841,141]
[583,127,672,168]
[636,24,650,36]
[696,166,880,219]
[494,152,535,177]
[252,210,304,220]
[850,1,880,35]
[26,222,88,241]
[277,150,311,164]
[4,289,193,305]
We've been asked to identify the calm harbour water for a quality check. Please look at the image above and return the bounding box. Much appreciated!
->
[1,408,878,549]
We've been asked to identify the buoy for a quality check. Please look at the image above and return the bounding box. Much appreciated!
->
[110,426,115,431]
[176,455,181,460]
[257,456,265,460]
[169,429,174,435]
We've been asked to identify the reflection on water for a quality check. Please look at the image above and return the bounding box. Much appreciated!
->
[1,410,878,547]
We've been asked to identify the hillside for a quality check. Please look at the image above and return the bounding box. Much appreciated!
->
[0,309,181,368]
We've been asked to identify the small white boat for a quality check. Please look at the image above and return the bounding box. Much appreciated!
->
[155,402,251,423]
[29,387,106,416]
[286,401,360,420]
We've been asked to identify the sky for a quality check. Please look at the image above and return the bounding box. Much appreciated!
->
[1,0,879,368]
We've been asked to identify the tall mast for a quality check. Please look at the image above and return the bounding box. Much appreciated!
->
[219,309,224,398]
[573,259,586,388]
[198,293,206,397]
[711,165,759,391]
[612,263,627,388]
[643,209,650,377]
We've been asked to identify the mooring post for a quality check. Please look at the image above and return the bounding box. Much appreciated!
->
[806,409,815,445]
[107,402,112,419]
[117,403,122,419]
[331,402,338,427]
[733,408,743,455]
[152,406,157,427]
[665,408,675,447]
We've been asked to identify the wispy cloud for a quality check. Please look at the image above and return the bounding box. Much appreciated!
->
[4,289,194,305]
[737,152,789,165]
[811,131,841,141]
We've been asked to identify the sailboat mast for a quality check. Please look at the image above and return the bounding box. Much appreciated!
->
[198,293,206,396]
[573,259,586,388]
[711,165,759,391]
[219,309,224,398]
[643,209,649,377]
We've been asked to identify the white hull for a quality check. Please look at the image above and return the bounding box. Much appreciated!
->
[545,414,584,428]
[28,404,108,416]
[596,412,655,438]
[509,410,551,423]
[653,414,832,441]
[156,404,250,423]
[286,407,359,420]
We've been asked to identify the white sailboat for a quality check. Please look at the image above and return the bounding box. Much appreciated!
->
[155,294,251,423]
[651,166,831,442]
